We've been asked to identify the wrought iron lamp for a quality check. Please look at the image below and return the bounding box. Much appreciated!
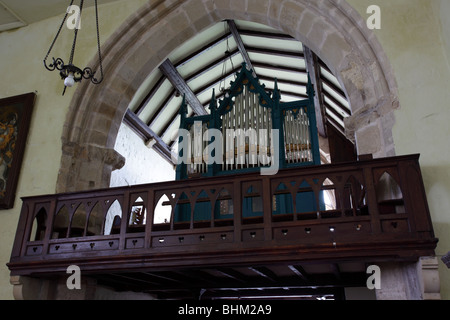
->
[44,0,103,95]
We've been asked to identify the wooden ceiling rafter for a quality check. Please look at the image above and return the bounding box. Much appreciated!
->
[238,29,298,42]
[252,61,307,75]
[320,74,348,105]
[123,109,175,164]
[323,90,351,118]
[246,46,305,60]
[174,32,233,68]
[147,88,177,129]
[303,44,327,138]
[134,74,166,116]
[192,65,242,97]
[258,74,307,89]
[183,48,241,83]
[159,59,208,116]
[325,110,346,134]
[227,19,254,71]
[324,100,346,122]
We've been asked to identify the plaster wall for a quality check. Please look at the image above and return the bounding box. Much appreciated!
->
[110,123,175,188]
[433,0,450,69]
[347,0,450,299]
[0,0,146,300]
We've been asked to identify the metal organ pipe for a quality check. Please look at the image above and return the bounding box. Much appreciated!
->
[186,86,313,176]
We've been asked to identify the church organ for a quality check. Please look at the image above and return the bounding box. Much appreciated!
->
[176,63,320,180]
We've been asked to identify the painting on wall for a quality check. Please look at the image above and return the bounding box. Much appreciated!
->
[0,93,36,209]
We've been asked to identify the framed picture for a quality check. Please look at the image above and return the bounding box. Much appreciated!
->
[0,92,36,209]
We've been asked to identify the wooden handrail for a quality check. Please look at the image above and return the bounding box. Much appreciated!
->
[7,154,437,276]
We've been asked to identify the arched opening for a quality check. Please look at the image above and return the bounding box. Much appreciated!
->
[57,0,399,194]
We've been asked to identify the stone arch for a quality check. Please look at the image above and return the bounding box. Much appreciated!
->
[57,0,399,193]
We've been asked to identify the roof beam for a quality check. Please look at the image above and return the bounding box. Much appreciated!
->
[258,75,307,87]
[320,73,347,102]
[252,61,307,75]
[326,112,345,134]
[324,99,346,122]
[323,90,351,117]
[303,45,327,137]
[238,29,296,41]
[193,65,241,96]
[148,89,176,127]
[322,77,351,113]
[159,59,207,116]
[174,32,232,68]
[246,46,304,59]
[124,109,176,165]
[227,20,254,71]
[184,48,240,83]
[277,90,308,100]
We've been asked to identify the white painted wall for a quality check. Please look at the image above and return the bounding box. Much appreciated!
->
[349,0,450,299]
[110,123,175,188]
[105,123,175,234]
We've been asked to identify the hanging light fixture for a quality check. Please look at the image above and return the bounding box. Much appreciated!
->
[44,0,104,95]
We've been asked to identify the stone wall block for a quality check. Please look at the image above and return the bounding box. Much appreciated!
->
[418,257,441,300]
